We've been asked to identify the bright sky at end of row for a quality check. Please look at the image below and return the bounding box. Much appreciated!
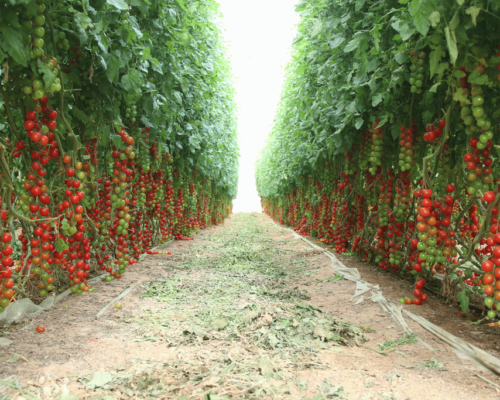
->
[216,0,299,213]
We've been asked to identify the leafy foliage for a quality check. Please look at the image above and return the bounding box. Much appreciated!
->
[256,0,500,198]
[0,0,238,308]
[256,0,500,316]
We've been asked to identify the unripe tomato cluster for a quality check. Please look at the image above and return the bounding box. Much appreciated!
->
[408,50,426,94]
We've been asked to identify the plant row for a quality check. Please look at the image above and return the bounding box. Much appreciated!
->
[0,0,238,316]
[256,0,500,316]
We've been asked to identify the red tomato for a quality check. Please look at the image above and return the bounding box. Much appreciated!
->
[482,260,494,272]
[484,191,496,203]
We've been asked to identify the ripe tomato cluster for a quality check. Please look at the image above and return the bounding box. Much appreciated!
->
[0,113,232,314]
[0,0,238,316]
[262,110,500,315]
[257,1,500,320]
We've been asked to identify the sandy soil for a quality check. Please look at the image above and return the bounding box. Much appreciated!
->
[0,212,499,399]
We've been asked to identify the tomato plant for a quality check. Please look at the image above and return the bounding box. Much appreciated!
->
[0,0,238,315]
[256,0,500,315]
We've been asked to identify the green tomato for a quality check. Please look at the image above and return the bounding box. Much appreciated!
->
[33,79,43,90]
[34,15,45,26]
[33,88,44,99]
[472,106,484,119]
[485,297,494,308]
[463,115,474,126]
[471,86,483,96]
[34,37,44,48]
[34,27,45,37]
[472,96,484,106]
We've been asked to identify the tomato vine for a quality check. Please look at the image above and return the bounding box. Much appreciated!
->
[256,0,500,315]
[0,0,238,313]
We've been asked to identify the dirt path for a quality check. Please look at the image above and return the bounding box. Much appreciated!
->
[1,212,500,399]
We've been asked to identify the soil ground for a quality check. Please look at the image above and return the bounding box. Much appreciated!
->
[1,212,500,399]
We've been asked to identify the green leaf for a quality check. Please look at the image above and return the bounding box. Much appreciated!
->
[0,25,29,66]
[344,38,360,53]
[82,0,90,13]
[355,0,366,12]
[372,92,383,107]
[429,82,440,92]
[104,52,120,82]
[141,46,151,60]
[96,33,109,52]
[55,239,69,252]
[86,370,114,390]
[375,115,388,129]
[409,0,436,37]
[6,354,21,363]
[75,13,93,30]
[173,90,183,104]
[150,57,163,74]
[175,0,186,10]
[469,73,489,85]
[395,51,409,65]
[444,27,457,65]
[121,69,142,93]
[330,36,345,49]
[72,106,90,123]
[428,11,440,27]
[466,6,481,26]
[355,117,364,130]
[310,20,322,38]
[37,59,56,89]
[391,19,417,41]
[457,290,470,312]
[429,45,443,78]
[453,89,471,104]
[449,9,460,31]
[106,0,129,10]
